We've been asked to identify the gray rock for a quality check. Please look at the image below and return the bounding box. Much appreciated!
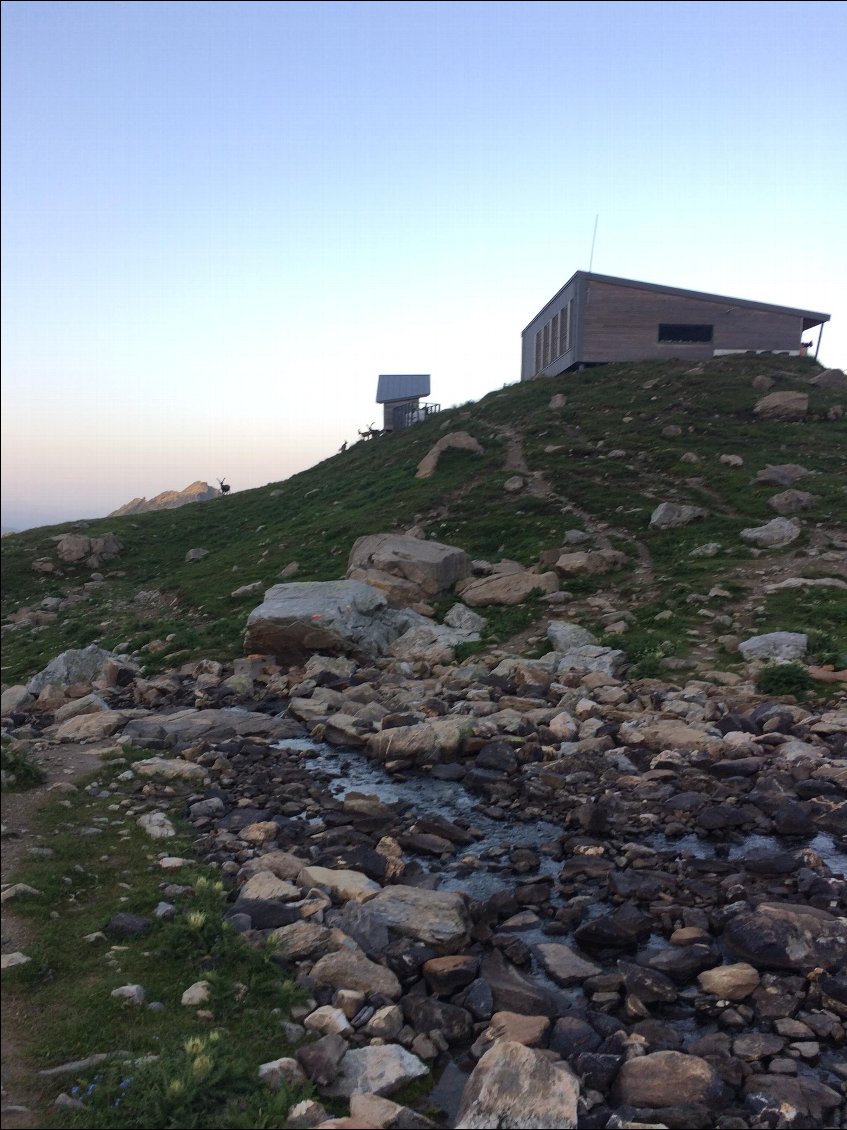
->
[323,1044,429,1099]
[185,547,210,562]
[738,631,807,661]
[649,502,709,529]
[347,532,471,601]
[753,463,811,487]
[740,517,801,548]
[137,812,176,839]
[767,489,818,515]
[27,645,122,694]
[456,1040,579,1129]
[444,603,486,632]
[244,579,412,663]
[546,622,597,651]
[364,886,471,952]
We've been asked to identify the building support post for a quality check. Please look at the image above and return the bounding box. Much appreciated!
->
[814,322,825,360]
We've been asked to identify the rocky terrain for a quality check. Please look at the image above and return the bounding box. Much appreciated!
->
[1,355,845,1128]
[2,571,845,1127]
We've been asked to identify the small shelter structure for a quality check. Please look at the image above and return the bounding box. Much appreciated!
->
[376,374,439,431]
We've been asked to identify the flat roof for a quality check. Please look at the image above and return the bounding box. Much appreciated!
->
[376,374,431,403]
[522,270,830,334]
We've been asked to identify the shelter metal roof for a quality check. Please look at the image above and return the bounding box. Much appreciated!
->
[376,374,431,403]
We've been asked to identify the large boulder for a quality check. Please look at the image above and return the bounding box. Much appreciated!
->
[415,432,483,478]
[27,645,126,695]
[753,463,811,487]
[347,533,471,603]
[244,580,410,664]
[724,902,847,972]
[457,571,558,607]
[56,531,123,567]
[456,1041,579,1129]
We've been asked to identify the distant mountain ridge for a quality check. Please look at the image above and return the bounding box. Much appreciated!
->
[108,480,220,517]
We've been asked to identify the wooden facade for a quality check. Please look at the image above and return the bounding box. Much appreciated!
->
[521,272,830,380]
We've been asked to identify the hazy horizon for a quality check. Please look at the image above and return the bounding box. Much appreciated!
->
[3,1,845,533]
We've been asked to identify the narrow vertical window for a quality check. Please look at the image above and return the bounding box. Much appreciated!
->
[551,312,560,358]
[542,322,551,367]
[535,330,542,374]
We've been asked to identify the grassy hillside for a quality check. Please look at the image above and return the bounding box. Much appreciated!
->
[2,355,845,684]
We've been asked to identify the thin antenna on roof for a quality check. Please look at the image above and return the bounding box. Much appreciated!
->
[588,214,599,273]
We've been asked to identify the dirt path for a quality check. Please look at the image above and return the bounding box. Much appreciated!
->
[1,741,111,1128]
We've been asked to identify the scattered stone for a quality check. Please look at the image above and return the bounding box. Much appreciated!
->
[615,1050,722,1108]
[181,980,211,1006]
[110,984,145,1006]
[649,503,708,529]
[137,811,177,839]
[740,517,801,548]
[1,952,32,970]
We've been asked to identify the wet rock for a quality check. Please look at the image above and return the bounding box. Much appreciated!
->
[455,1040,579,1129]
[480,950,558,1017]
[743,1073,841,1125]
[536,943,602,987]
[549,1016,602,1059]
[617,961,678,1003]
[724,901,847,973]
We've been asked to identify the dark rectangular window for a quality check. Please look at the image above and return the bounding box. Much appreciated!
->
[658,323,713,343]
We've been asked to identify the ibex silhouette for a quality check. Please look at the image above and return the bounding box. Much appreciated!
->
[357,422,383,441]
[217,478,231,495]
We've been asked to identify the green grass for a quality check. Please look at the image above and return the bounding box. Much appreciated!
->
[3,749,310,1128]
[3,355,844,682]
[1,736,46,789]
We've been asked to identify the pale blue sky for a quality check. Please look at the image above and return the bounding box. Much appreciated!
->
[3,0,845,530]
